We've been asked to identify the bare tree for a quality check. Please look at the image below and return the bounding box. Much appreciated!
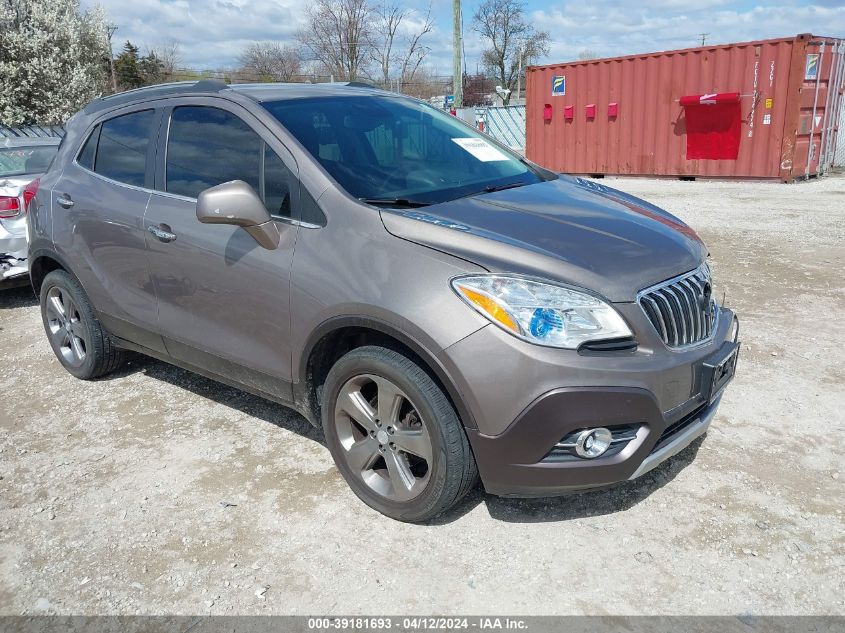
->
[577,49,598,61]
[239,42,302,81]
[397,5,433,87]
[151,41,182,80]
[368,3,433,89]
[473,0,549,105]
[298,0,371,81]
[368,2,403,87]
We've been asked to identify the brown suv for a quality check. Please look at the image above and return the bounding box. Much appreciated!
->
[29,81,739,521]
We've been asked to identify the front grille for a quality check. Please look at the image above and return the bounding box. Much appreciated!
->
[638,265,717,348]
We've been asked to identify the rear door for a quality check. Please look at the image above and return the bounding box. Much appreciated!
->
[144,99,300,400]
[50,106,165,352]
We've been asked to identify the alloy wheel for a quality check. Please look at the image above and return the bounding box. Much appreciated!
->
[334,373,433,502]
[45,286,89,367]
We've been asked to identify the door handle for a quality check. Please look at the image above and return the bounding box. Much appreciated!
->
[148,223,177,243]
[56,194,74,208]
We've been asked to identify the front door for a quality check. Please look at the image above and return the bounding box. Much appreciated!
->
[144,103,300,400]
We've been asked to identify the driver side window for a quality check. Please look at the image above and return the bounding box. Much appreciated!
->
[165,106,295,218]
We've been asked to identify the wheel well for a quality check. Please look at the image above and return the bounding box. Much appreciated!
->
[304,326,465,428]
[29,255,65,295]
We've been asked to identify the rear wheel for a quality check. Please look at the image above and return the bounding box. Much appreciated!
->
[322,346,477,522]
[40,270,125,379]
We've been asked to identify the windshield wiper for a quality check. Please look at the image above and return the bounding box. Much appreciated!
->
[484,182,528,193]
[359,197,432,208]
[456,181,529,201]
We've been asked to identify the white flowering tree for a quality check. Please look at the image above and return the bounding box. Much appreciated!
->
[0,0,110,125]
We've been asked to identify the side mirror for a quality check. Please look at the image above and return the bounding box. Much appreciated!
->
[196,180,280,250]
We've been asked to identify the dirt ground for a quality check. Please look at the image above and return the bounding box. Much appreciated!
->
[1,175,843,616]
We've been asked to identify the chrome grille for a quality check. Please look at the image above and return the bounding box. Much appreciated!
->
[638,266,717,348]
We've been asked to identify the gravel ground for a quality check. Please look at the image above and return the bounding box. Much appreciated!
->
[1,175,843,616]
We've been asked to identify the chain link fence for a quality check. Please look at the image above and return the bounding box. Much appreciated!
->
[483,105,526,153]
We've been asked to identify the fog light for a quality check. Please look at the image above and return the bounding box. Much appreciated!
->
[574,428,613,458]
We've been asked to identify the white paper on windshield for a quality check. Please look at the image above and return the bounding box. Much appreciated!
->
[451,137,510,162]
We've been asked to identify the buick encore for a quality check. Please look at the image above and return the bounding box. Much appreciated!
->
[29,81,739,522]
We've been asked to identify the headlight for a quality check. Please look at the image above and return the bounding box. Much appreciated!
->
[451,274,633,349]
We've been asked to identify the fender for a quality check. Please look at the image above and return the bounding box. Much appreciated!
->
[28,247,82,294]
[298,314,479,430]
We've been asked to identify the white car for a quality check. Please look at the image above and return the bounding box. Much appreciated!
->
[1,137,60,285]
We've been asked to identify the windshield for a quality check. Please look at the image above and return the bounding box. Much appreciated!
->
[263,95,543,205]
[0,145,58,178]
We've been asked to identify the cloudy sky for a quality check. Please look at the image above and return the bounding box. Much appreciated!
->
[83,0,845,75]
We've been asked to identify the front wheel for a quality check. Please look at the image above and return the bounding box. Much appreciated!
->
[322,346,478,522]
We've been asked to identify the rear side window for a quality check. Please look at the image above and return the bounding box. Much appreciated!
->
[165,106,294,218]
[94,110,155,187]
[76,125,100,170]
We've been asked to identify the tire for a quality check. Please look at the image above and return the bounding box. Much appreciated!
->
[39,269,125,379]
[322,345,478,522]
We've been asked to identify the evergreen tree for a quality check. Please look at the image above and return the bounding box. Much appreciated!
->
[114,41,143,90]
[139,51,165,86]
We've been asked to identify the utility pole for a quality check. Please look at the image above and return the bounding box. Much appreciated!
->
[452,0,462,108]
[106,24,118,93]
[515,43,523,105]
[699,33,709,46]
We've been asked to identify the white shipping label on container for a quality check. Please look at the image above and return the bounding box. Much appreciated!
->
[451,138,509,162]
[763,114,772,125]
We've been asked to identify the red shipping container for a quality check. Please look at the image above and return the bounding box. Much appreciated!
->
[526,34,845,182]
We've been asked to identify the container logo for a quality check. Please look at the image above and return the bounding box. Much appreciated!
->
[552,75,566,96]
[805,54,819,80]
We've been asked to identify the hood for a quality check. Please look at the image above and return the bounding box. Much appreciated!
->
[380,175,707,303]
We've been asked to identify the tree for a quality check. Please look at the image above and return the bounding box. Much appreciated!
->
[298,0,371,81]
[396,5,433,87]
[473,0,549,105]
[463,73,493,107]
[239,42,302,82]
[0,0,109,125]
[150,41,183,81]
[114,41,143,90]
[138,50,165,85]
[368,2,404,87]
[577,49,598,60]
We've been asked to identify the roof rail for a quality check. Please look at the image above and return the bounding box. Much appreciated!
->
[317,81,382,90]
[83,79,230,115]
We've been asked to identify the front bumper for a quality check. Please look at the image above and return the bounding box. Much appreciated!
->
[439,304,738,497]
[627,396,718,480]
